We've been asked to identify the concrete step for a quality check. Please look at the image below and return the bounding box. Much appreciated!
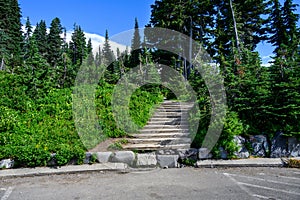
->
[157,108,192,112]
[128,137,191,143]
[141,124,189,131]
[122,143,191,151]
[148,118,182,122]
[152,113,184,117]
[146,121,189,126]
[121,100,194,151]
[131,132,190,138]
[140,128,189,133]
[151,115,182,119]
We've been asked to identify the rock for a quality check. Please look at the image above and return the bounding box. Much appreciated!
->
[198,148,212,159]
[96,152,112,163]
[83,152,92,164]
[250,135,269,157]
[270,132,289,158]
[157,155,179,168]
[110,151,135,166]
[288,137,300,157]
[219,147,228,159]
[47,153,57,166]
[176,149,190,158]
[233,136,250,159]
[156,149,176,155]
[136,153,157,167]
[0,159,14,169]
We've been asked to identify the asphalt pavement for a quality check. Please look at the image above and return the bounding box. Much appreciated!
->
[1,167,299,200]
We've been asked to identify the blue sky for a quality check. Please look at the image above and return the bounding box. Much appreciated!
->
[19,0,155,36]
[19,0,299,65]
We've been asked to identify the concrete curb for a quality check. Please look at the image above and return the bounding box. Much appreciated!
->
[1,156,298,178]
[0,163,128,178]
[196,158,284,168]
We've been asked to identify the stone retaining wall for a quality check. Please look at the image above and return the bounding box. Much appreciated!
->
[1,135,299,169]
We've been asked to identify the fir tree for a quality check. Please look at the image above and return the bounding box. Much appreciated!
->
[102,30,115,67]
[33,20,48,57]
[0,0,23,68]
[47,17,63,67]
[130,17,142,67]
[69,24,87,66]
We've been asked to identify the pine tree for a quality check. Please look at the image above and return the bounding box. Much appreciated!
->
[130,18,142,67]
[32,20,48,57]
[131,18,141,51]
[267,0,300,135]
[86,38,94,66]
[22,17,32,60]
[102,30,115,67]
[0,0,23,68]
[95,46,102,68]
[68,24,87,66]
[23,35,51,97]
[47,17,63,67]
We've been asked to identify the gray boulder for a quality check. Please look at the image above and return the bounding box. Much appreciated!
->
[219,147,228,159]
[270,132,289,158]
[198,148,212,159]
[250,135,269,157]
[233,136,250,159]
[96,152,112,163]
[288,137,300,157]
[0,159,14,169]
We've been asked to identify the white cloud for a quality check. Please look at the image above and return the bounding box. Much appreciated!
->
[65,30,129,56]
[22,25,128,56]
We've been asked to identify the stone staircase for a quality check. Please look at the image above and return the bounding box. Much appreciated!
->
[122,100,194,151]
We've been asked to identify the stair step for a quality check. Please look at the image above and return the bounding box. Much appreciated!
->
[146,121,189,125]
[128,137,191,144]
[142,127,189,131]
[141,124,189,131]
[120,100,195,151]
[122,143,191,150]
[131,132,190,138]
[148,118,181,122]
[156,109,189,112]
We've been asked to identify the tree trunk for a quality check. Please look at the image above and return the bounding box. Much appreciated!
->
[229,0,241,57]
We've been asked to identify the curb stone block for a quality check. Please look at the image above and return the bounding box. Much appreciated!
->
[157,155,179,168]
[95,152,112,163]
[110,151,135,166]
[136,153,157,167]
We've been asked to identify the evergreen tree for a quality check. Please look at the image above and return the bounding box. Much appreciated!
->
[131,18,141,51]
[22,17,32,60]
[47,17,63,67]
[102,30,115,67]
[32,20,48,57]
[95,46,102,68]
[23,35,51,97]
[267,0,300,135]
[87,38,93,55]
[130,18,142,67]
[0,0,23,68]
[68,24,87,66]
